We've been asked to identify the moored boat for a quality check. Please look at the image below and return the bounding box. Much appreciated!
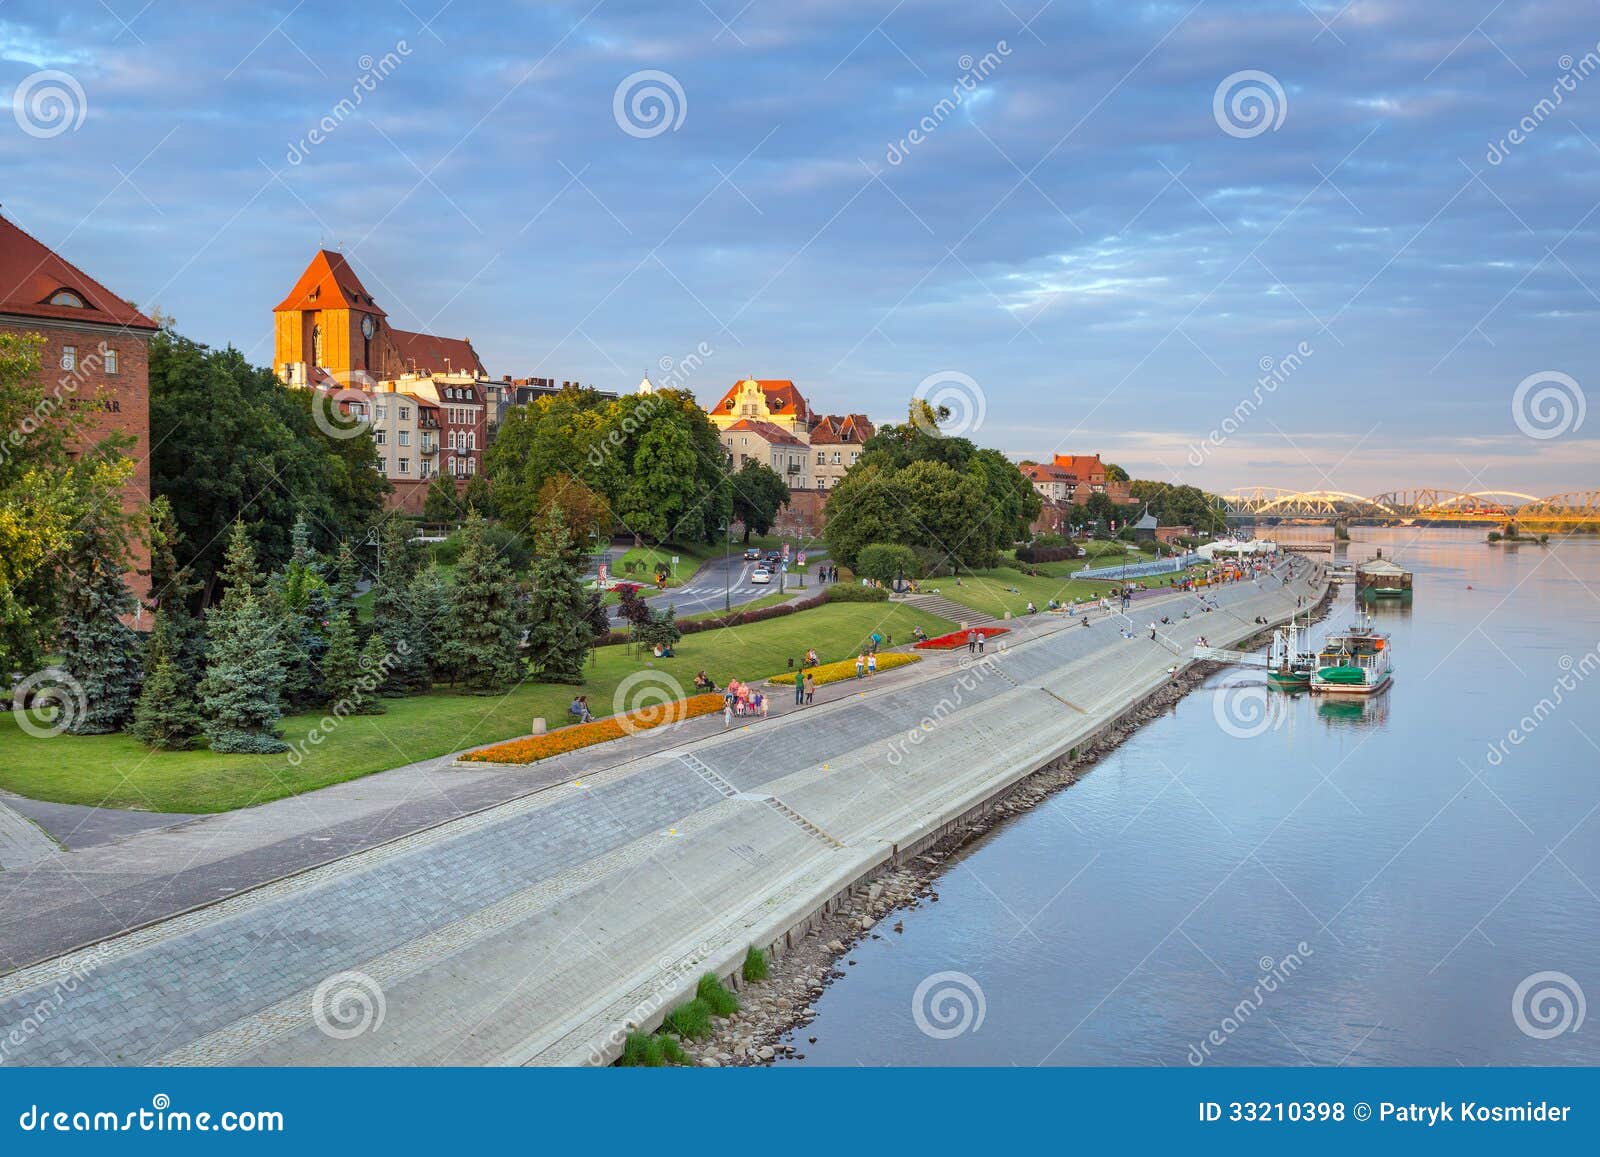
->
[1310,611,1393,695]
[1266,615,1315,690]
[1355,549,1412,602]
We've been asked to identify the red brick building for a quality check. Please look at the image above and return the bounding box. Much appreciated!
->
[0,214,156,602]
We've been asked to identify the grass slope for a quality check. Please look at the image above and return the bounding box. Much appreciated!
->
[0,602,952,814]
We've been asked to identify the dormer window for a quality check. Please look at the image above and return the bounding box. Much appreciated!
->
[48,289,87,308]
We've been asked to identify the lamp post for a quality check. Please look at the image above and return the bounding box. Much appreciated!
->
[722,522,732,614]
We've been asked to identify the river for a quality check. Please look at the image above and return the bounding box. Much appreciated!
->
[780,528,1600,1066]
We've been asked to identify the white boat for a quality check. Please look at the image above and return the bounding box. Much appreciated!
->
[1309,611,1393,695]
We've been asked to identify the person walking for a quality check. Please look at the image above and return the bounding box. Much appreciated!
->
[967,629,978,654]
[803,672,816,705]
[866,652,878,677]
[855,653,865,679]
[977,633,986,655]
[1148,623,1157,640]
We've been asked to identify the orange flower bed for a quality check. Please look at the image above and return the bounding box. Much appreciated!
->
[462,693,725,764]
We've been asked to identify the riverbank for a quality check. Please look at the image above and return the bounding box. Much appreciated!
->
[682,577,1339,1066]
[0,563,1327,1066]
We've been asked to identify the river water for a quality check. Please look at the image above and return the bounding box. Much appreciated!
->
[781,529,1600,1066]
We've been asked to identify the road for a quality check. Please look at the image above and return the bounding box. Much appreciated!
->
[597,547,827,624]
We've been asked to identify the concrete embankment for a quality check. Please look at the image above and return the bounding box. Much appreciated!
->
[543,563,1331,1066]
[0,563,1326,1068]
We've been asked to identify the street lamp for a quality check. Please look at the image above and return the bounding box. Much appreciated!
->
[721,521,732,613]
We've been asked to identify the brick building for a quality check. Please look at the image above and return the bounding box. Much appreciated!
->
[272,249,490,509]
[0,214,156,603]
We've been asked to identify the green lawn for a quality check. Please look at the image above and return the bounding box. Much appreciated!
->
[613,540,725,588]
[679,590,798,621]
[924,562,1204,621]
[0,601,953,815]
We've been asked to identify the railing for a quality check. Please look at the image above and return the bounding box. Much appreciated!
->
[1075,552,1201,581]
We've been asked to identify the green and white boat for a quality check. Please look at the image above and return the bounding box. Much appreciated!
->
[1310,611,1393,695]
[1266,615,1315,691]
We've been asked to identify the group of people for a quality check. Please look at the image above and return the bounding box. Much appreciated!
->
[722,679,769,724]
[964,630,988,655]
[815,564,841,583]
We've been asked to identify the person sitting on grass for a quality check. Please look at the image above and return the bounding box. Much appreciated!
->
[694,670,718,693]
[570,695,594,724]
[805,648,820,667]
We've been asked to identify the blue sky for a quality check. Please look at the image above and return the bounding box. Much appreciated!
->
[6,0,1598,496]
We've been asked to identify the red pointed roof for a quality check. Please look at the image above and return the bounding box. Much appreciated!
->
[810,413,875,444]
[712,378,811,423]
[273,249,386,316]
[1052,453,1106,480]
[0,214,156,331]
[388,328,485,378]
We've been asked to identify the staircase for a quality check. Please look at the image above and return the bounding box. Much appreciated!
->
[900,593,982,626]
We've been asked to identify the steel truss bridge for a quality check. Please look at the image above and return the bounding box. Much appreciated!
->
[1218,488,1600,526]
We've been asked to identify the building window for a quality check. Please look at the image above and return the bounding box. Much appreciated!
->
[400,406,411,420]
[104,347,119,374]
[61,345,76,371]
[468,458,476,475]
[399,430,410,446]
[448,430,458,450]
[375,403,388,420]
[398,458,410,475]
[831,452,841,464]
[816,451,825,465]
[49,289,87,308]
[375,430,387,445]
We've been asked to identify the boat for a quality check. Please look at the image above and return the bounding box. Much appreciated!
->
[1330,564,1356,584]
[1266,614,1315,691]
[1355,549,1412,602]
[1310,611,1393,695]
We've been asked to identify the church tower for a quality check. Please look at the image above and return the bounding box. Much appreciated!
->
[273,249,392,386]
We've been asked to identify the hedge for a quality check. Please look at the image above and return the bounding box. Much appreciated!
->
[1015,544,1082,564]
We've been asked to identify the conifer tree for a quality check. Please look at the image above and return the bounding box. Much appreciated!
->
[199,523,287,752]
[523,507,594,683]
[127,653,204,749]
[371,519,429,693]
[356,631,392,714]
[407,564,451,686]
[57,494,142,734]
[327,540,360,628]
[144,496,204,682]
[437,513,522,694]
[320,613,364,709]
[272,518,323,707]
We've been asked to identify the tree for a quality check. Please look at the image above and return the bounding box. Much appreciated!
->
[522,508,594,683]
[147,328,385,601]
[56,490,142,734]
[1085,491,1119,530]
[536,473,612,550]
[730,460,790,543]
[127,654,204,750]
[144,496,205,682]
[855,543,919,586]
[462,472,496,519]
[821,465,911,570]
[1,333,132,676]
[371,519,429,693]
[437,513,522,694]
[423,472,464,524]
[271,517,325,707]
[198,523,287,752]
[406,565,451,686]
[1104,462,1130,483]
[1127,480,1228,535]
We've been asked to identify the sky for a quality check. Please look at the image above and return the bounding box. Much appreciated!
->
[5,0,1598,498]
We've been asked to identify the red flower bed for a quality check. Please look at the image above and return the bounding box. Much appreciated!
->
[914,625,1010,650]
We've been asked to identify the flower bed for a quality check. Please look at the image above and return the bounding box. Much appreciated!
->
[461,693,724,764]
[914,625,1010,650]
[767,652,919,686]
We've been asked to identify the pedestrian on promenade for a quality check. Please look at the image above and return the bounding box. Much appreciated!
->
[803,672,816,705]
[1148,623,1157,639]
[724,699,734,729]
[794,665,805,706]
[867,652,878,676]
[967,629,978,653]
[855,653,866,679]
[977,633,986,655]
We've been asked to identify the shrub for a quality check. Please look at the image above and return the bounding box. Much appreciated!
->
[619,1031,687,1067]
[823,583,888,604]
[1016,544,1082,564]
[768,652,918,685]
[661,998,714,1040]
[742,946,769,984]
[855,543,919,584]
[696,973,739,1017]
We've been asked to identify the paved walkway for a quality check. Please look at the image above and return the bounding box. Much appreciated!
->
[0,799,57,872]
[0,562,1326,1065]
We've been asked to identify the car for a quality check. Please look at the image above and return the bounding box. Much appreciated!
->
[751,570,772,584]
[743,548,761,561]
